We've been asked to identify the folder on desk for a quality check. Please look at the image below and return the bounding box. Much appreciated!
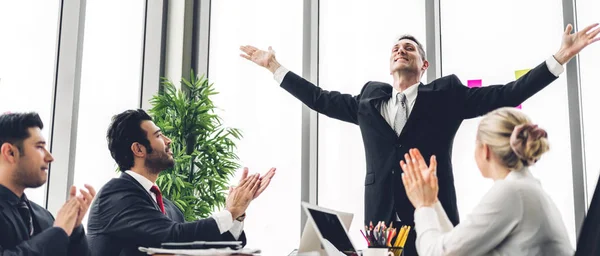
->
[161,241,243,250]
[138,246,260,256]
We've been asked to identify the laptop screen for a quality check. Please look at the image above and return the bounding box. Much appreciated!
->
[307,208,357,255]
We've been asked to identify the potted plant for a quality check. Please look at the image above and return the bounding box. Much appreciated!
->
[148,72,242,221]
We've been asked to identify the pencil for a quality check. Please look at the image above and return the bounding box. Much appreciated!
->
[399,226,411,247]
[394,226,406,247]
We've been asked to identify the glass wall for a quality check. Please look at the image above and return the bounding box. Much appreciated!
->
[576,0,600,207]
[0,0,61,206]
[441,0,576,245]
[72,0,145,224]
[209,0,303,255]
[318,0,427,248]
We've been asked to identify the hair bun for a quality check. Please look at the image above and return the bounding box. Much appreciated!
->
[509,124,549,166]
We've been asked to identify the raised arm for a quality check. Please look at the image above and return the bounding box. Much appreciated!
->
[240,45,361,124]
[457,23,600,119]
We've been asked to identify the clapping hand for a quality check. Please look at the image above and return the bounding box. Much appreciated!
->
[400,148,438,209]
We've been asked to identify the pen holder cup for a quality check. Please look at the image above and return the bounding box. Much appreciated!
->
[365,246,404,256]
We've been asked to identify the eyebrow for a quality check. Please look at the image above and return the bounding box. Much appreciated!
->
[393,43,415,49]
[153,129,162,135]
[36,141,47,145]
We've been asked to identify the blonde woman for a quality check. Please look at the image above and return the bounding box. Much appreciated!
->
[401,107,574,255]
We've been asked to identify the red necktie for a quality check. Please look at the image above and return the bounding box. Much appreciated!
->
[150,185,166,214]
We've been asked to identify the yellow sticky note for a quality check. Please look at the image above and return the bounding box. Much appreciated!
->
[514,69,531,79]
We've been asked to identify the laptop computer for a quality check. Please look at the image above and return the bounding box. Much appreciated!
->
[289,202,359,256]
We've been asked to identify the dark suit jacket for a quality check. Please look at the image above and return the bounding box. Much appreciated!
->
[87,173,246,256]
[575,174,600,255]
[0,184,90,256]
[280,61,557,226]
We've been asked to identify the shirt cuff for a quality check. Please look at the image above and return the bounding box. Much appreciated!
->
[229,220,245,240]
[546,55,565,77]
[414,206,442,235]
[273,66,290,84]
[211,210,234,234]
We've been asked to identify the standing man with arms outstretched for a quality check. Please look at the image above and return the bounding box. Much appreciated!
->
[240,23,600,255]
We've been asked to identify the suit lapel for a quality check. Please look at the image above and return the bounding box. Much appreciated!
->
[0,202,28,241]
[399,84,433,138]
[120,173,163,213]
[367,87,398,139]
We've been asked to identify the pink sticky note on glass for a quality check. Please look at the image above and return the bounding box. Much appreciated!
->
[467,79,482,88]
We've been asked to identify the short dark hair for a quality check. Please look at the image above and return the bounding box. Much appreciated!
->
[398,34,426,61]
[0,112,44,155]
[107,109,153,171]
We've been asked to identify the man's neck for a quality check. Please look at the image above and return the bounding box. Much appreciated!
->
[0,178,25,198]
[392,72,420,92]
[129,166,159,183]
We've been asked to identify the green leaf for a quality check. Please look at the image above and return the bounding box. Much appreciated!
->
[151,72,241,221]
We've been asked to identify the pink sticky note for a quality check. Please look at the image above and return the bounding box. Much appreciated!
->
[516,104,522,109]
[467,79,482,88]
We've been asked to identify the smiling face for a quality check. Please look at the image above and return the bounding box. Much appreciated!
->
[140,120,174,173]
[389,37,428,77]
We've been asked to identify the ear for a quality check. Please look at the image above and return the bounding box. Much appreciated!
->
[0,143,18,164]
[130,142,146,158]
[421,60,430,71]
[482,144,491,160]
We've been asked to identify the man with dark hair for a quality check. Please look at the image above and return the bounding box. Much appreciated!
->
[87,109,276,256]
[240,23,600,255]
[0,112,95,256]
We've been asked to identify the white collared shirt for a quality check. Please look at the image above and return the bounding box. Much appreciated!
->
[124,170,244,239]
[380,82,419,133]
[413,168,574,255]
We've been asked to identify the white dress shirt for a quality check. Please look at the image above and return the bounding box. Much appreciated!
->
[124,170,244,239]
[273,56,565,125]
[414,168,574,256]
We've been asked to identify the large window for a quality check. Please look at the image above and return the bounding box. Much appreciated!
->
[72,0,145,224]
[318,0,427,248]
[441,0,576,245]
[0,0,60,206]
[209,1,303,255]
[577,0,600,207]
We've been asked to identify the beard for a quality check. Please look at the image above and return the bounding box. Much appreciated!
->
[145,148,175,174]
[14,164,47,189]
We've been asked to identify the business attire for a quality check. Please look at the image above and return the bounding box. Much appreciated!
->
[575,173,600,255]
[274,56,563,255]
[87,171,246,256]
[414,168,574,255]
[0,184,90,256]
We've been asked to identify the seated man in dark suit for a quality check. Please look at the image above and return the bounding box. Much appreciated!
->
[0,112,95,256]
[87,109,276,256]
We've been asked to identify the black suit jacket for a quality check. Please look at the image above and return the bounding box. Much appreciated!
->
[87,173,246,256]
[575,174,600,255]
[280,61,557,227]
[0,184,90,256]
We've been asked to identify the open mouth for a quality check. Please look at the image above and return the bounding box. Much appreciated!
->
[41,167,49,172]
